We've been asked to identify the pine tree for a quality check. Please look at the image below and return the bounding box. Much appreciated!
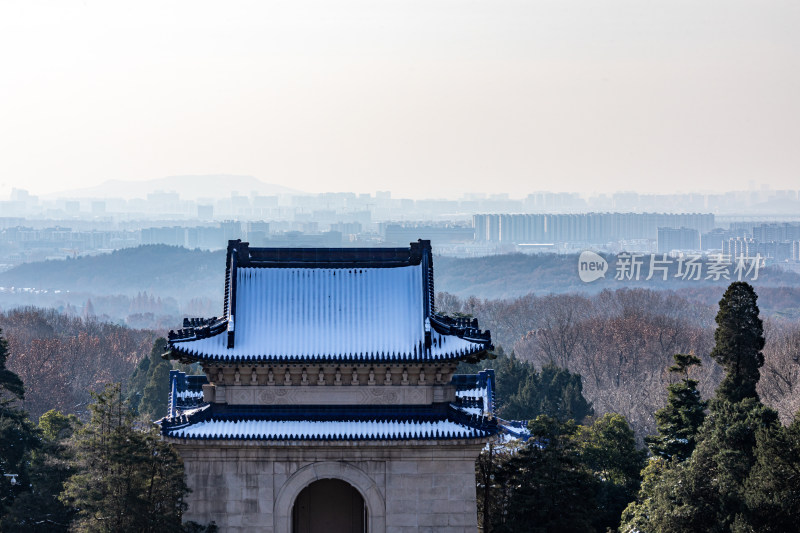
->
[126,353,151,414]
[38,410,79,441]
[575,413,646,532]
[744,409,800,532]
[502,363,593,423]
[1,410,79,532]
[60,383,189,533]
[0,328,39,521]
[646,353,707,461]
[710,282,765,403]
[681,398,778,532]
[127,338,171,419]
[622,284,778,533]
[492,416,599,533]
[139,363,171,420]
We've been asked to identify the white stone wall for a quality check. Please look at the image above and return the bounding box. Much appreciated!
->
[174,441,485,533]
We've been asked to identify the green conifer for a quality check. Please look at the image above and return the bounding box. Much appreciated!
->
[646,353,707,461]
[744,409,800,532]
[2,410,79,532]
[575,413,646,532]
[127,338,171,420]
[0,328,39,521]
[623,283,777,533]
[502,362,593,422]
[60,383,189,533]
[710,282,765,403]
[492,416,599,533]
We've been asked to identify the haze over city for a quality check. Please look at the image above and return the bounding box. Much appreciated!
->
[2,0,798,200]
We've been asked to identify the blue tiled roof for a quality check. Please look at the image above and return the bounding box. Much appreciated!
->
[168,370,208,417]
[452,369,495,416]
[161,403,498,442]
[167,240,492,364]
[166,369,527,442]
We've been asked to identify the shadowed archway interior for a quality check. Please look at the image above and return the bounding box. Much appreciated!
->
[292,478,367,533]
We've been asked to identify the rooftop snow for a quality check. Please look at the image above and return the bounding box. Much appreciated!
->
[172,265,485,361]
[164,417,492,441]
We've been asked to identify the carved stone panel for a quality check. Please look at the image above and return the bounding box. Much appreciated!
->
[219,385,442,405]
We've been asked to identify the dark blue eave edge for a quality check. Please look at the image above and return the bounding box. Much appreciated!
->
[159,402,500,438]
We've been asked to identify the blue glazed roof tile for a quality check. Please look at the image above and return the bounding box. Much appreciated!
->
[167,240,491,364]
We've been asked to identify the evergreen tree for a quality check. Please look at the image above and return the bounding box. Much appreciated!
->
[492,349,532,406]
[744,409,800,532]
[60,383,189,533]
[680,398,778,532]
[622,283,777,532]
[126,352,151,414]
[458,350,592,423]
[491,416,599,533]
[574,413,646,532]
[38,410,79,441]
[710,282,765,403]
[127,338,171,420]
[1,410,79,532]
[621,400,779,533]
[646,353,707,461]
[138,364,171,420]
[503,363,593,423]
[0,328,39,521]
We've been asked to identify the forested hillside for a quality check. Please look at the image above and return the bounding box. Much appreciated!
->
[2,246,799,327]
[0,245,224,299]
[0,308,155,419]
[1,245,799,440]
[439,288,800,439]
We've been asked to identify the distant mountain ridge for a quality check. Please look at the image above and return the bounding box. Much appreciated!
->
[2,245,799,305]
[43,174,302,200]
[0,245,225,302]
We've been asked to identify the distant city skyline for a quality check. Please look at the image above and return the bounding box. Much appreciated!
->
[1,1,798,199]
[3,174,800,203]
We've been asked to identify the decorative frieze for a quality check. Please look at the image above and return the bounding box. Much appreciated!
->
[203,363,458,388]
[221,384,449,406]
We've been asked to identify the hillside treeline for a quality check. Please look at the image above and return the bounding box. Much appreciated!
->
[4,246,800,324]
[438,288,800,439]
[474,283,800,532]
[0,308,156,419]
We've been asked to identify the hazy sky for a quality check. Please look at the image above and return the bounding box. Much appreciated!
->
[1,0,798,199]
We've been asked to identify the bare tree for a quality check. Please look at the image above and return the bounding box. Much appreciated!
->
[759,320,800,424]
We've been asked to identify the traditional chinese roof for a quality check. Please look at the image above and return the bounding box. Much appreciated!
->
[452,369,531,442]
[452,370,495,417]
[168,370,207,417]
[162,370,526,443]
[161,403,498,442]
[167,240,492,364]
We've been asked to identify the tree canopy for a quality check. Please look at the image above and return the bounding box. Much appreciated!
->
[0,328,39,521]
[710,282,765,403]
[60,384,189,533]
[646,353,707,461]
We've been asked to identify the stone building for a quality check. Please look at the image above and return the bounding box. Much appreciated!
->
[162,240,497,532]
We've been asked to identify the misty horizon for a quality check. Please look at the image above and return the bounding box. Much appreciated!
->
[3,173,800,204]
[2,1,798,200]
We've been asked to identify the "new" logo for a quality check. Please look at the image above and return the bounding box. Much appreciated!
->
[578,251,608,283]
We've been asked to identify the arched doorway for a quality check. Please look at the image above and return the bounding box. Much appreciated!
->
[292,479,367,533]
